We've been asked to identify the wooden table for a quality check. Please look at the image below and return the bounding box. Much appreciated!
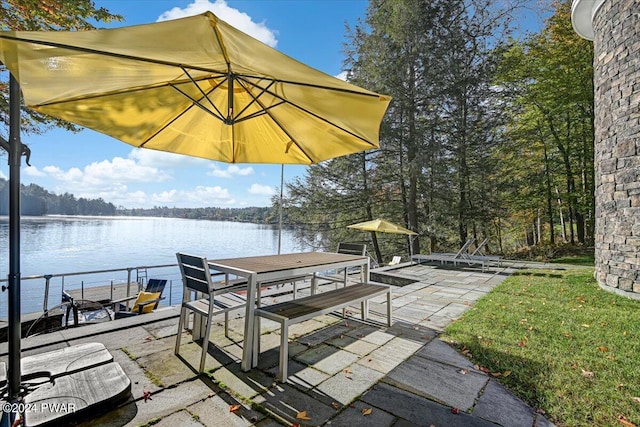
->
[208,252,370,371]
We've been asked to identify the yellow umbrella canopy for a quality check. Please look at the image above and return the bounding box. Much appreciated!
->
[0,12,390,164]
[347,219,417,235]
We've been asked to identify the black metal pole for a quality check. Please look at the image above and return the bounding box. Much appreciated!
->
[8,73,22,401]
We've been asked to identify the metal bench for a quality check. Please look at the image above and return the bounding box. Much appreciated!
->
[254,282,392,382]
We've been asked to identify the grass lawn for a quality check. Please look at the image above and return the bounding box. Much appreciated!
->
[441,268,640,427]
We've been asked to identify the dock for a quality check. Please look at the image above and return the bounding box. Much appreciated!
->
[66,282,142,304]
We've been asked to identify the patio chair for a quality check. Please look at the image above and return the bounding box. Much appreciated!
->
[174,252,248,373]
[389,256,402,266]
[319,242,368,288]
[113,278,167,319]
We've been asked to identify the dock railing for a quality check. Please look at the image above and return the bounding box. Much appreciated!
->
[0,263,181,319]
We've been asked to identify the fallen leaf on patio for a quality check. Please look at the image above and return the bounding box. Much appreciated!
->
[143,390,152,402]
[536,408,546,415]
[491,372,502,377]
[618,415,636,427]
[344,368,352,374]
[229,404,241,413]
[144,336,153,341]
[331,402,341,410]
[598,346,609,352]
[581,369,595,378]
[632,397,640,403]
[458,369,468,375]
[362,408,373,416]
[296,411,311,420]
[451,407,460,414]
[208,392,214,398]
[350,404,356,409]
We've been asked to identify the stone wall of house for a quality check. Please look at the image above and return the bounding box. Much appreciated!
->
[592,0,640,297]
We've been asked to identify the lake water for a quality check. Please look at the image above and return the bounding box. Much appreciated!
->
[0,216,314,317]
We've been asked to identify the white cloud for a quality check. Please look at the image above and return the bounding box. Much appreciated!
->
[151,186,235,206]
[248,183,275,196]
[129,148,208,168]
[31,157,171,200]
[23,166,45,177]
[335,71,349,81]
[157,0,278,47]
[208,164,254,178]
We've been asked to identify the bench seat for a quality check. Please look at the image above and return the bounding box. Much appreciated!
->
[254,282,392,381]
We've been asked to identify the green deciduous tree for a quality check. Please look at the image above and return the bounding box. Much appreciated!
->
[0,0,123,136]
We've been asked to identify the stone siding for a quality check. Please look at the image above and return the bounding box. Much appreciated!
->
[592,0,640,296]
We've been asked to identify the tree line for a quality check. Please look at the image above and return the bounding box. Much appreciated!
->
[0,179,116,216]
[119,206,276,223]
[0,179,277,223]
[281,0,594,265]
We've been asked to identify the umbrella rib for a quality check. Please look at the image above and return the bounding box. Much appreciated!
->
[139,85,221,148]
[175,66,227,121]
[231,79,275,122]
[170,84,225,122]
[235,76,315,162]
[239,76,379,148]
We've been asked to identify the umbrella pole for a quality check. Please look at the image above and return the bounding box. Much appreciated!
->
[8,74,22,402]
[277,164,284,255]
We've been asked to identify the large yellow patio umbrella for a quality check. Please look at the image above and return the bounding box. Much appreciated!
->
[0,11,390,164]
[0,11,390,405]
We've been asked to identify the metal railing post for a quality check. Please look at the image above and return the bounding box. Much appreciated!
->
[43,274,52,312]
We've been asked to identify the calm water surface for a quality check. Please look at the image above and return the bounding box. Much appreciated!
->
[0,216,312,317]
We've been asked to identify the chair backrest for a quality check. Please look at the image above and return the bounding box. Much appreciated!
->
[144,278,167,310]
[454,238,476,258]
[471,238,489,256]
[145,278,167,294]
[176,253,213,294]
[389,256,402,265]
[336,242,367,256]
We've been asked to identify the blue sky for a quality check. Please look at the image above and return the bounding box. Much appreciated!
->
[1,0,546,210]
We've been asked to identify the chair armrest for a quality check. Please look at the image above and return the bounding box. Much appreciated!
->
[132,296,165,314]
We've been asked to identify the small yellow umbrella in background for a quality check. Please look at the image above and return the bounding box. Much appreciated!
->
[347,219,418,263]
[348,219,418,236]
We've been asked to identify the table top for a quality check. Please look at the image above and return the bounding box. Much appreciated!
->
[209,251,367,274]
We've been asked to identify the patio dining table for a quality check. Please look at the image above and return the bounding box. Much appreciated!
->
[207,251,370,371]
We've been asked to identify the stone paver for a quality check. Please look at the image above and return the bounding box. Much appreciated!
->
[362,383,498,427]
[383,353,488,411]
[473,379,536,427]
[315,362,385,404]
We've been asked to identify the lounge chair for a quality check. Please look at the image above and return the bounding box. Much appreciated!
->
[174,252,248,373]
[113,278,167,318]
[412,238,490,271]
